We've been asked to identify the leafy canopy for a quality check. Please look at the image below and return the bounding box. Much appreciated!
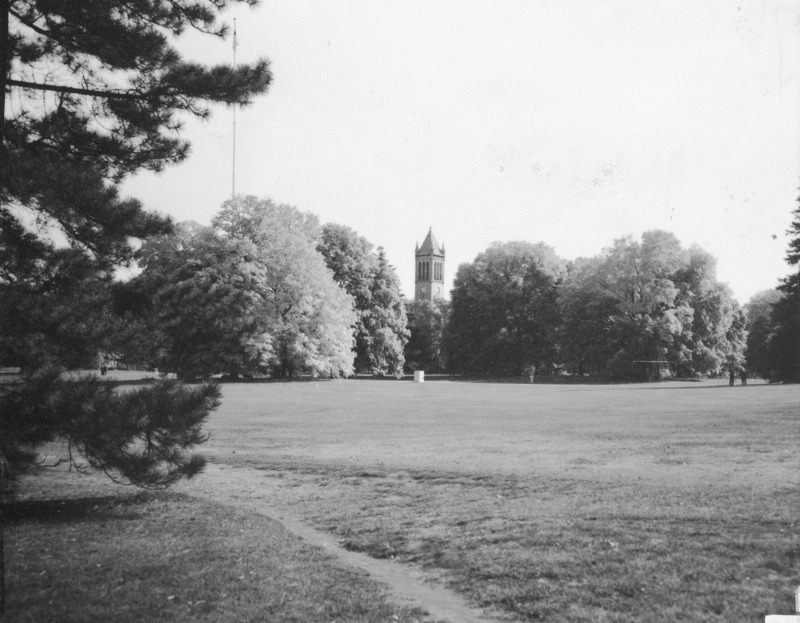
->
[446,241,565,376]
[559,231,745,380]
[318,223,409,376]
[131,197,357,379]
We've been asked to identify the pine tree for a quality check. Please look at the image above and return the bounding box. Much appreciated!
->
[1,0,271,471]
[767,198,800,382]
[1,1,272,611]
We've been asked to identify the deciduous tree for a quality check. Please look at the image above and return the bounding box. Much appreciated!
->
[743,289,783,379]
[559,257,619,377]
[318,224,408,376]
[212,196,356,378]
[128,222,274,378]
[405,298,450,373]
[447,241,564,376]
[672,246,746,378]
[593,232,693,379]
[561,232,745,380]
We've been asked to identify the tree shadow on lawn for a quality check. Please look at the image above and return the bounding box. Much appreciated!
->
[421,374,703,386]
[440,376,781,390]
[2,493,147,525]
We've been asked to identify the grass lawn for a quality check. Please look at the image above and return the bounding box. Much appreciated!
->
[196,377,800,622]
[5,377,799,622]
[4,469,428,622]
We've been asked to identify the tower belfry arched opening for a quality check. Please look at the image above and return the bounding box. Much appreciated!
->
[415,228,445,301]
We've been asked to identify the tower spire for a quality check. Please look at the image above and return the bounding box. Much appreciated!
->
[414,228,445,301]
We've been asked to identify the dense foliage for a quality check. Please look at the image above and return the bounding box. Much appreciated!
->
[767,200,800,382]
[447,241,565,376]
[127,198,358,379]
[560,232,745,380]
[744,200,800,382]
[318,224,408,376]
[126,209,409,379]
[743,289,783,379]
[405,298,450,373]
[446,232,747,381]
[0,369,218,487]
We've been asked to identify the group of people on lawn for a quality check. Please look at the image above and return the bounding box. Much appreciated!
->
[729,367,747,386]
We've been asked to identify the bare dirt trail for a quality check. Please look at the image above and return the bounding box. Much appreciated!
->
[178,462,503,623]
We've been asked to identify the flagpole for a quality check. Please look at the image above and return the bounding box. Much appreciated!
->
[232,17,237,198]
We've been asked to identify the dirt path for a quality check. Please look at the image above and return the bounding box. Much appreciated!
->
[178,462,502,623]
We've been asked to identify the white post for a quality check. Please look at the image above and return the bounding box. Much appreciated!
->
[765,586,800,622]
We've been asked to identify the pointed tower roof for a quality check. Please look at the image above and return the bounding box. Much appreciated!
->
[417,228,444,256]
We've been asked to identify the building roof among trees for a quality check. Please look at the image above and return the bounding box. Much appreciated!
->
[417,228,445,256]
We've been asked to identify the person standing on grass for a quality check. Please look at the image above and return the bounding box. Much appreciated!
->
[729,367,735,386]
[740,368,748,386]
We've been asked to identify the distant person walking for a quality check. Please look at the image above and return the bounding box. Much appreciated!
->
[740,368,747,386]
[728,367,735,387]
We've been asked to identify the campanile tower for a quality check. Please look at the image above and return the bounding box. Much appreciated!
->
[414,228,445,301]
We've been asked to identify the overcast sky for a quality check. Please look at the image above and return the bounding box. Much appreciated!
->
[123,0,800,304]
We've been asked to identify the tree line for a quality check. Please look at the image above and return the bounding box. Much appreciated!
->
[127,198,788,387]
[116,196,408,380]
[409,222,800,384]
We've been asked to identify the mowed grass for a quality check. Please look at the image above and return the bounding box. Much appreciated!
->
[4,470,428,623]
[197,378,800,622]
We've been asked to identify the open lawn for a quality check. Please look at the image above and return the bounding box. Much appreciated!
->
[197,378,800,622]
[6,377,800,622]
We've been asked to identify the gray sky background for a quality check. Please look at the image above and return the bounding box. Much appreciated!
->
[123,0,800,304]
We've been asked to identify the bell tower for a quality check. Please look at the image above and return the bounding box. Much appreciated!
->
[415,228,445,301]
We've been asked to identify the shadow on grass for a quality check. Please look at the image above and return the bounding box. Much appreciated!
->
[421,375,783,390]
[2,492,149,525]
[5,479,430,623]
[107,376,341,386]
[402,374,683,385]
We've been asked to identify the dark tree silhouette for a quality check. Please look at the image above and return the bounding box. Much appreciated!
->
[1,1,272,611]
[767,198,800,382]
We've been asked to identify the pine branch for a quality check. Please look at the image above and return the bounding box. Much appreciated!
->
[8,7,51,37]
[7,79,141,100]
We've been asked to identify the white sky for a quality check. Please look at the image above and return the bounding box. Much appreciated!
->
[122,0,800,304]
